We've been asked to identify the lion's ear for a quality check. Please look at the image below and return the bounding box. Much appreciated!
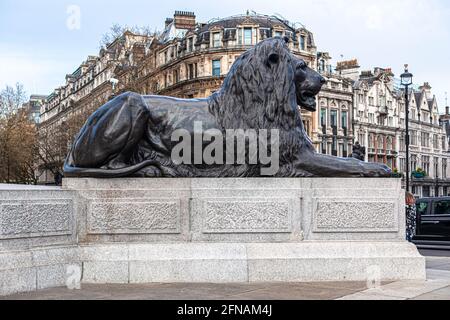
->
[268,53,279,64]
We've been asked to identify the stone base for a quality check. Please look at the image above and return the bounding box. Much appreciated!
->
[0,179,426,295]
[0,241,425,295]
[81,242,425,283]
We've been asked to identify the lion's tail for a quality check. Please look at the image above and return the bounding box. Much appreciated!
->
[63,160,162,178]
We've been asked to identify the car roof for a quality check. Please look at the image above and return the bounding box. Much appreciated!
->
[417,197,450,202]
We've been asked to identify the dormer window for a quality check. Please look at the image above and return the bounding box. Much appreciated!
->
[274,30,283,38]
[244,28,252,45]
[188,37,194,52]
[300,35,306,50]
[319,60,325,73]
[212,32,221,48]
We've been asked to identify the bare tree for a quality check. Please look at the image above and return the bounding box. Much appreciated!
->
[0,83,26,118]
[100,23,159,49]
[36,95,109,182]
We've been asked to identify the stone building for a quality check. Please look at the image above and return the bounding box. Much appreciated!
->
[22,95,46,124]
[40,11,318,136]
[353,67,450,197]
[407,82,449,197]
[315,54,355,157]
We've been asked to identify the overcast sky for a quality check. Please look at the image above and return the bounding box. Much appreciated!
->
[1,0,449,111]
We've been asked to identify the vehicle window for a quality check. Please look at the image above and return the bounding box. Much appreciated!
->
[433,201,450,215]
[417,202,429,216]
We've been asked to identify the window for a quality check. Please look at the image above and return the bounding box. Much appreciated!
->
[188,37,194,52]
[274,31,283,37]
[330,110,338,127]
[244,28,252,45]
[386,137,393,151]
[319,60,325,73]
[388,117,393,127]
[410,131,417,146]
[358,111,364,119]
[417,202,429,216]
[400,135,405,152]
[368,113,374,124]
[300,35,306,50]
[187,63,197,80]
[212,59,221,76]
[341,111,348,129]
[443,159,448,179]
[433,201,450,215]
[411,155,418,171]
[173,69,179,84]
[320,109,327,127]
[332,137,337,156]
[422,156,430,175]
[433,135,439,149]
[423,186,431,198]
[434,157,439,178]
[369,97,374,106]
[421,132,430,147]
[212,32,221,48]
[358,94,364,103]
[358,133,365,145]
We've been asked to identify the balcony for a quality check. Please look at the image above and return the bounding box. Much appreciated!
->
[378,106,388,116]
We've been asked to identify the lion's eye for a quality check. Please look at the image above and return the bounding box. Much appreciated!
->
[297,62,307,70]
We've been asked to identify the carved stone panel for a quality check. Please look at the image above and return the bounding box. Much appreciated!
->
[87,199,181,235]
[313,198,398,233]
[202,199,293,233]
[0,200,73,239]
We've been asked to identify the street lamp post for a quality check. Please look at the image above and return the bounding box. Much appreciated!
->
[401,65,413,193]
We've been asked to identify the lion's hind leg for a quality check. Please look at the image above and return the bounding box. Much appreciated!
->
[70,92,150,169]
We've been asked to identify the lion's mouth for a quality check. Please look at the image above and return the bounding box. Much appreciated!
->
[298,90,317,112]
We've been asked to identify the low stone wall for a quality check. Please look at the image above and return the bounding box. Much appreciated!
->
[0,179,426,296]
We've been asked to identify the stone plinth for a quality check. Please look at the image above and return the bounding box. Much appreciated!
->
[0,179,426,296]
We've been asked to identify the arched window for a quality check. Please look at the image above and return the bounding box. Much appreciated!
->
[377,136,384,149]
[386,137,393,151]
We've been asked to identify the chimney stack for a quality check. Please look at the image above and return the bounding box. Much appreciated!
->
[165,18,174,27]
[446,106,449,115]
[173,11,196,30]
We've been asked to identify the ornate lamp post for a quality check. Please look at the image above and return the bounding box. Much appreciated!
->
[401,65,413,192]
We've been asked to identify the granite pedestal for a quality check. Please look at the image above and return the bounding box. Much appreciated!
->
[0,179,426,295]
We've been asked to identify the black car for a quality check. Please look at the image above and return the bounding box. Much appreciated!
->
[413,197,450,248]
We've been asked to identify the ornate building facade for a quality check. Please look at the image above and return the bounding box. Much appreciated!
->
[353,67,450,198]
[315,54,354,157]
[40,11,318,130]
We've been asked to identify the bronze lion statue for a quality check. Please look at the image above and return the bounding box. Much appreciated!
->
[64,37,391,178]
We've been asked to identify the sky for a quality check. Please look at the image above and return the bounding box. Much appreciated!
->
[1,0,449,111]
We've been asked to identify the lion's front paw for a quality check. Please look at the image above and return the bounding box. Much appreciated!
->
[361,162,392,177]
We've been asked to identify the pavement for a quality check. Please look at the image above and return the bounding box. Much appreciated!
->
[2,249,450,300]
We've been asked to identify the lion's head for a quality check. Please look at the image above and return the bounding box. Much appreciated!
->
[209,37,325,130]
